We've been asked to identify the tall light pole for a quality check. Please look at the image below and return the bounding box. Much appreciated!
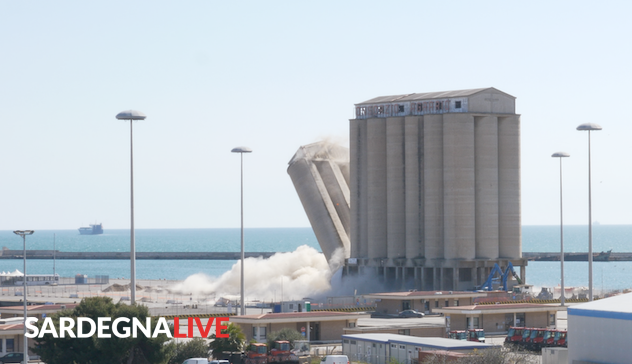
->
[232,146,252,315]
[552,152,569,306]
[14,230,34,364]
[116,110,147,305]
[577,122,602,301]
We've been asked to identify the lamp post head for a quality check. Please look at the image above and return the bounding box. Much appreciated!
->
[551,152,570,158]
[116,110,147,120]
[231,146,253,153]
[13,230,34,236]
[576,123,602,131]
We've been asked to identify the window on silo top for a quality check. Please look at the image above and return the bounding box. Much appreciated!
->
[455,101,462,109]
[398,105,405,113]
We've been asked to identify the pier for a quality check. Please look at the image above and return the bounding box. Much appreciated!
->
[523,251,632,262]
[0,250,276,260]
[3,249,632,261]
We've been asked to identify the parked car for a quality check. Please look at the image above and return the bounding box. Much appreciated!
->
[182,359,209,364]
[398,309,424,318]
[0,353,24,364]
[321,355,349,364]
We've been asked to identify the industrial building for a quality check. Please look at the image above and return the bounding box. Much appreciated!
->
[566,292,632,364]
[342,333,492,364]
[287,142,351,264]
[347,87,527,290]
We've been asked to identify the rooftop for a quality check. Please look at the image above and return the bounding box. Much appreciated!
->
[230,311,365,324]
[568,292,632,321]
[342,333,492,350]
[434,303,567,314]
[356,87,515,105]
[364,291,487,299]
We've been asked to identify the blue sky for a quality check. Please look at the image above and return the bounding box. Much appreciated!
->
[1,1,631,229]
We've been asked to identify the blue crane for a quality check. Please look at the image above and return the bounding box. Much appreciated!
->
[479,262,523,291]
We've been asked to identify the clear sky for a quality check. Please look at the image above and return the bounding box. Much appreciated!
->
[1,1,631,230]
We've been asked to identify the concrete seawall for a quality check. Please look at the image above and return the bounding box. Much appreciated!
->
[523,252,632,261]
[0,250,277,260]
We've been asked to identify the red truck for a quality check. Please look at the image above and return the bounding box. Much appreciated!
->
[504,327,524,347]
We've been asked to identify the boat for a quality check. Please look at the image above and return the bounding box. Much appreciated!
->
[565,249,612,262]
[78,223,104,235]
[524,250,613,262]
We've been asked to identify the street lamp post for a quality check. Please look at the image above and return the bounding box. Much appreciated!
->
[116,110,147,305]
[551,152,570,306]
[576,122,602,301]
[231,146,252,315]
[13,230,34,364]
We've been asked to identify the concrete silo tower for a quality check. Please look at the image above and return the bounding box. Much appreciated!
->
[347,87,527,291]
[287,142,351,265]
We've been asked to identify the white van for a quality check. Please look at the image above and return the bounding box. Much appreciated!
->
[321,355,349,364]
[182,359,209,364]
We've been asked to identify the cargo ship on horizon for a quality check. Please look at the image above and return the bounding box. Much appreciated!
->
[78,223,103,235]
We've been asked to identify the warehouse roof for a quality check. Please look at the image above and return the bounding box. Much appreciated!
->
[230,311,365,324]
[342,333,492,350]
[434,303,567,315]
[356,87,515,105]
[364,291,487,300]
[568,292,632,321]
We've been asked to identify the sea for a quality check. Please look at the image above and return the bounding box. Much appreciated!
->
[0,225,631,291]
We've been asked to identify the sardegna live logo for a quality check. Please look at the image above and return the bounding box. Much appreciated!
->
[25,316,230,339]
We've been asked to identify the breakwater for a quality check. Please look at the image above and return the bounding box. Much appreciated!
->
[0,250,276,260]
[4,250,632,261]
[523,251,632,261]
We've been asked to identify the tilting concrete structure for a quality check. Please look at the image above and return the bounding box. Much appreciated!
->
[347,87,527,290]
[287,142,350,264]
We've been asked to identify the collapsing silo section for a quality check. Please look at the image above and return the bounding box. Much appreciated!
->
[287,142,351,266]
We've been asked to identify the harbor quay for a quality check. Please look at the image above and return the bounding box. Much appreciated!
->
[4,249,632,261]
[0,250,276,260]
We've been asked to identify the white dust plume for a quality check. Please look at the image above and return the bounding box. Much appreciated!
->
[170,245,336,301]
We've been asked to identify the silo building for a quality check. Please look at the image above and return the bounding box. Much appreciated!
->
[287,142,351,265]
[347,87,527,291]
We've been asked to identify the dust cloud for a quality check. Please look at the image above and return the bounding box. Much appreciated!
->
[171,245,338,301]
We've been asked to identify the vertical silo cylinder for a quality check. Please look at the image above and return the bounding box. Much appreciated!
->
[367,117,387,260]
[349,119,360,258]
[423,114,444,260]
[498,115,521,258]
[386,117,406,259]
[315,159,351,243]
[359,119,369,259]
[475,116,499,259]
[442,113,476,260]
[350,119,366,259]
[287,157,347,263]
[404,116,422,260]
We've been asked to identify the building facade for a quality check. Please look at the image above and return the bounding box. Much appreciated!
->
[346,88,526,290]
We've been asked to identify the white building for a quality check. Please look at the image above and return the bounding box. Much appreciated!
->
[567,292,632,364]
[342,333,491,364]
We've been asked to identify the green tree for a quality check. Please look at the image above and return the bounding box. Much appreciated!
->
[32,296,173,364]
[169,338,209,364]
[266,328,304,347]
[208,322,246,358]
